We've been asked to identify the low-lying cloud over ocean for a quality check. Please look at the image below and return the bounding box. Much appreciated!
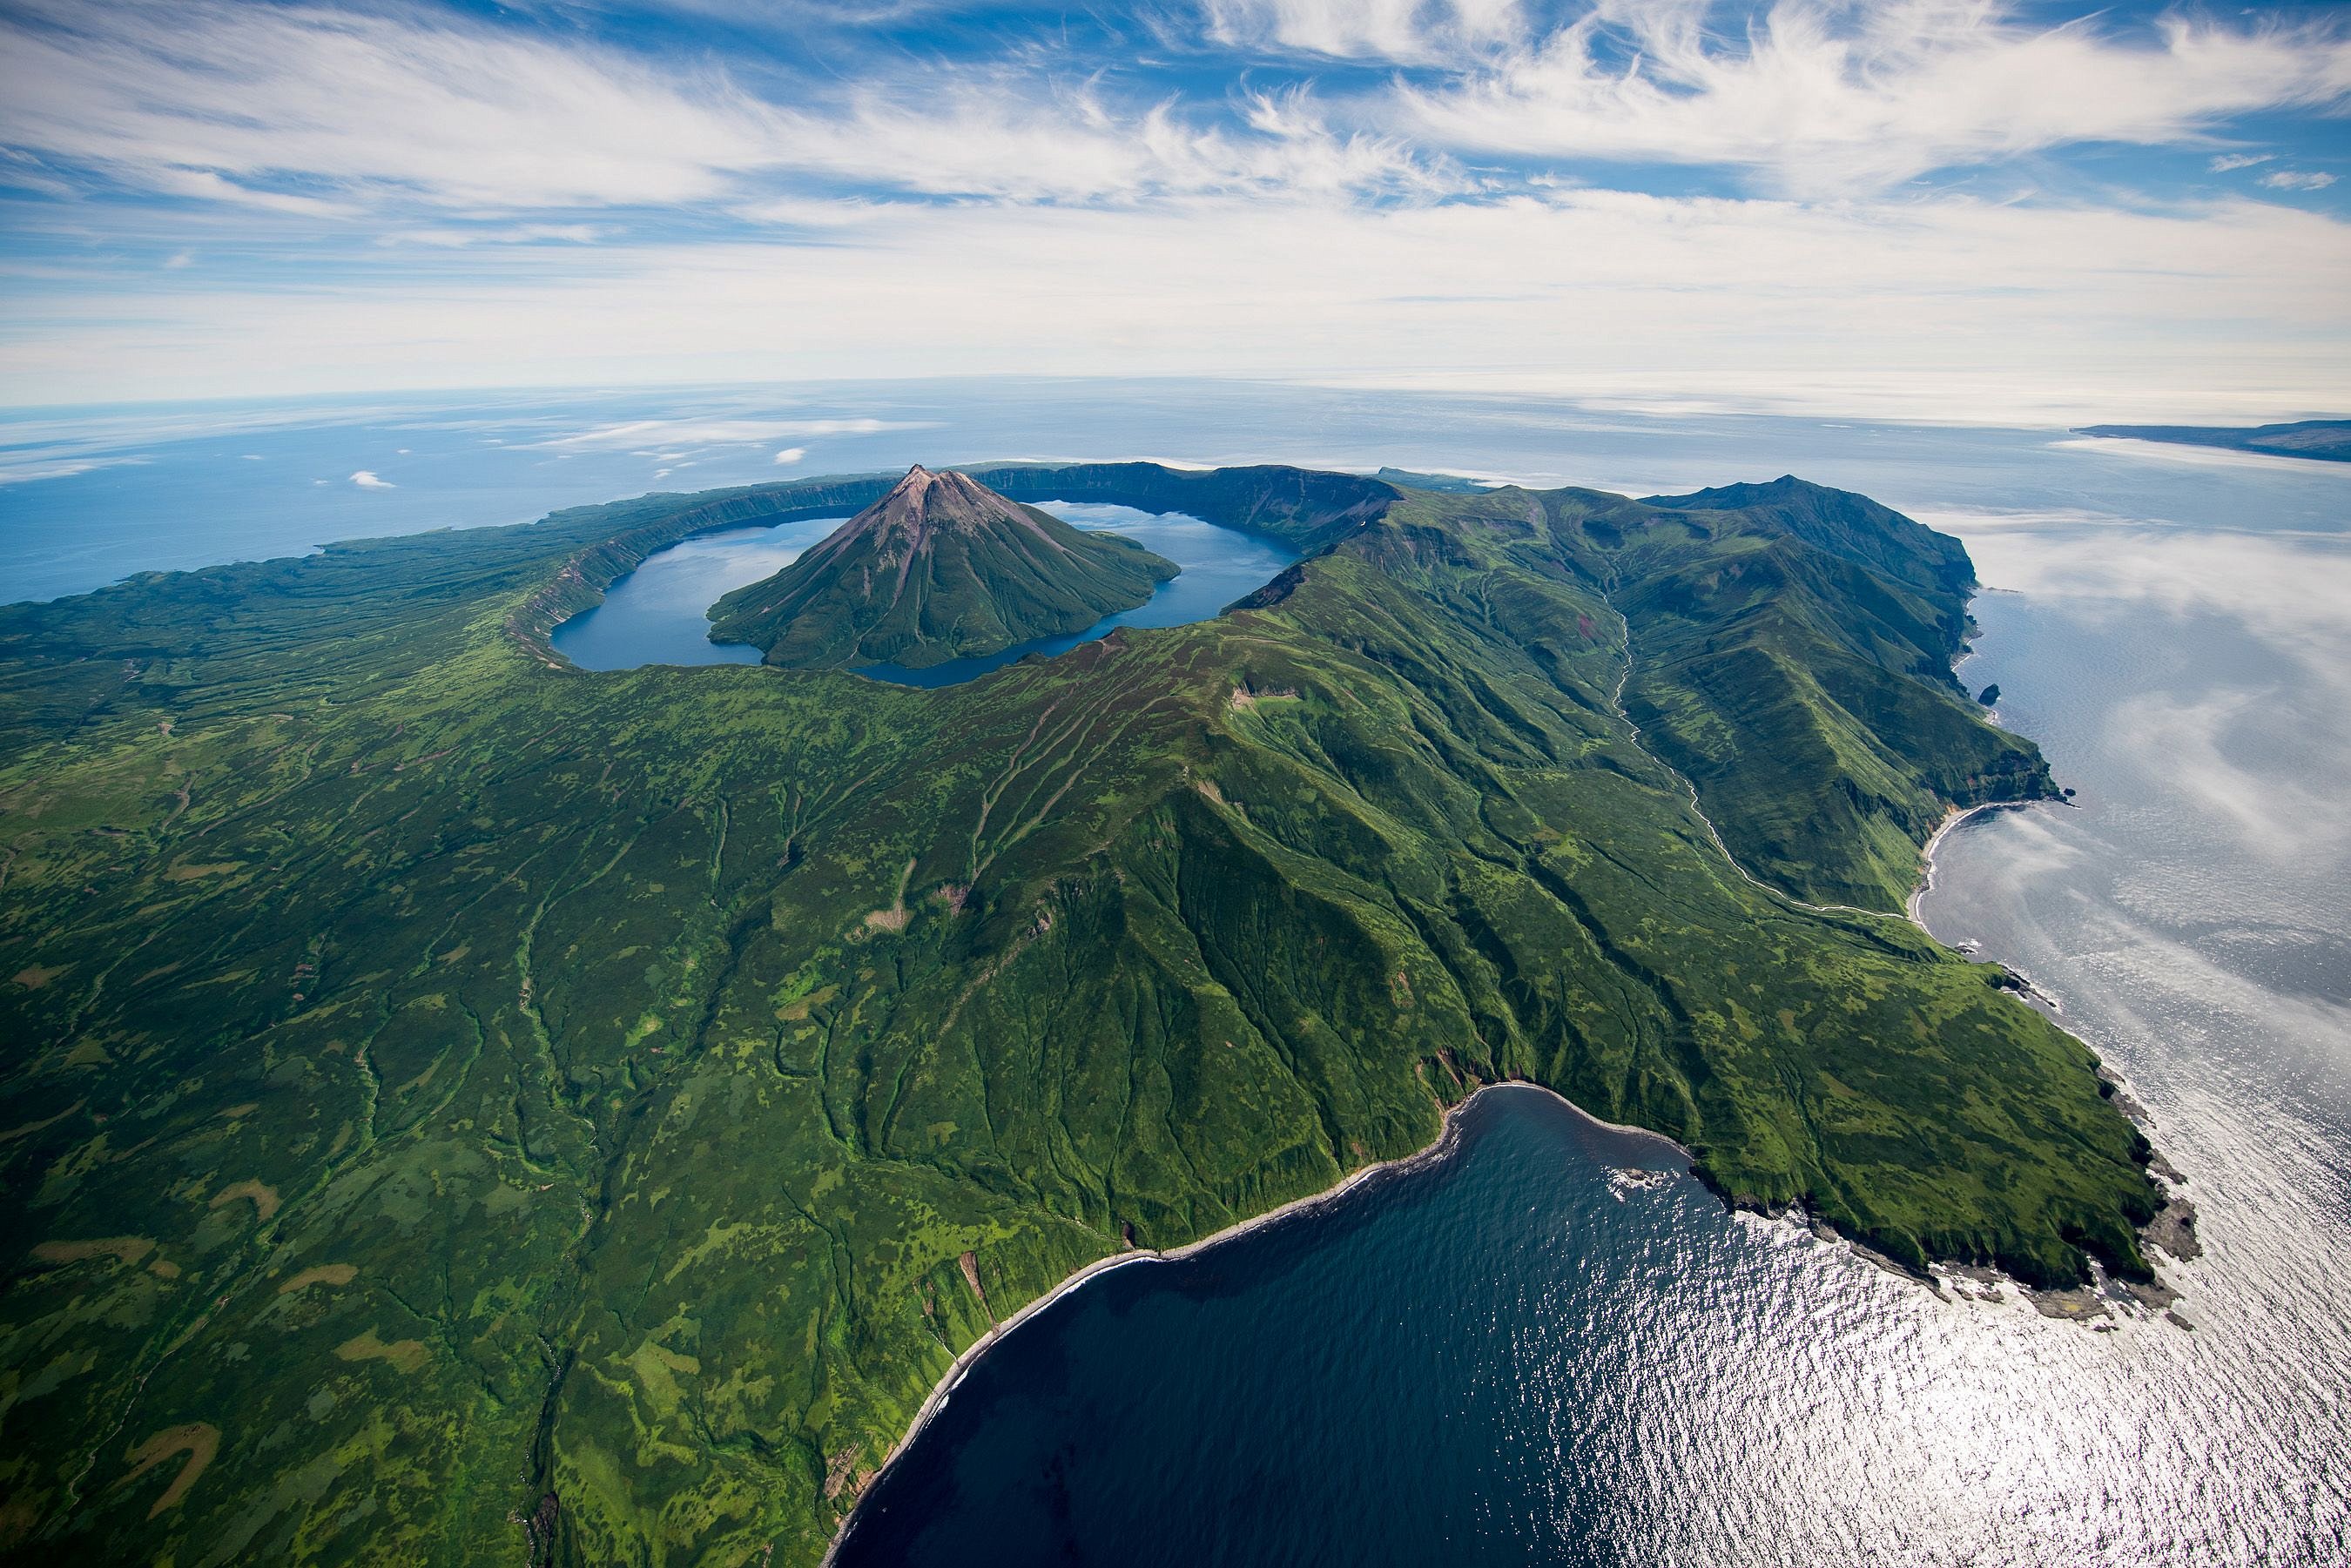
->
[1929,504,2351,869]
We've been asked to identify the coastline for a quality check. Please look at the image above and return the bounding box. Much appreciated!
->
[824,629,2179,1562]
[1905,802,1994,926]
[1901,760,2197,1316]
[821,1081,1688,1564]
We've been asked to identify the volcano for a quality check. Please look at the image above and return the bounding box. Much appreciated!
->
[710,466,1179,670]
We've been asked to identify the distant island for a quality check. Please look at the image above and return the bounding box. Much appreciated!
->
[2074,418,2351,463]
[0,461,2176,1565]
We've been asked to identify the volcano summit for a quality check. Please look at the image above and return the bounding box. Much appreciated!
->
[710,466,1178,670]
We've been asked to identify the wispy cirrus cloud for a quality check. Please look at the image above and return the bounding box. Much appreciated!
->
[2,0,2341,216]
[538,417,930,450]
[0,0,777,210]
[1203,0,1524,62]
[1396,0,2351,194]
[0,0,1451,213]
[380,224,606,247]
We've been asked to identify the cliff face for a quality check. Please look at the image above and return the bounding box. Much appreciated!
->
[710,466,1178,670]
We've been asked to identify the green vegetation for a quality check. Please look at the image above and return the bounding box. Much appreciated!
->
[2075,417,2351,463]
[0,461,2159,1565]
[709,465,1176,669]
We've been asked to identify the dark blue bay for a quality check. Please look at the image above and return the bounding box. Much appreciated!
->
[839,1087,1696,1568]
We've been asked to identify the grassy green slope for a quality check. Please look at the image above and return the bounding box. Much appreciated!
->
[0,466,2154,1565]
[1620,479,2057,908]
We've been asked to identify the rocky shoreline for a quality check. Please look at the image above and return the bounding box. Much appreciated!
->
[1907,794,2203,1328]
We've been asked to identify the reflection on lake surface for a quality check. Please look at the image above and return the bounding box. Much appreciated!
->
[7,384,2347,1564]
[549,500,1297,681]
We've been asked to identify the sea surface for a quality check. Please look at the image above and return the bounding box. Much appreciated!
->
[4,380,2346,1565]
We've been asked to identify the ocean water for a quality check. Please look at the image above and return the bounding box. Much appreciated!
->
[4,381,2346,1564]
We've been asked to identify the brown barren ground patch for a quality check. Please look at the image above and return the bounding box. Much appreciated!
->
[958,1249,995,1326]
[120,1423,219,1518]
[277,1263,357,1295]
[10,964,68,989]
[210,1179,281,1222]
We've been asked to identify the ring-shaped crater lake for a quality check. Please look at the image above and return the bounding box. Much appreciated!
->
[549,500,1298,683]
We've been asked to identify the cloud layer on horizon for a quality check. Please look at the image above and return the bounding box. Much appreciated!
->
[0,0,2346,415]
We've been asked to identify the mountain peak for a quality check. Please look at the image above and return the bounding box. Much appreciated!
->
[834,466,1072,560]
[709,468,1178,670]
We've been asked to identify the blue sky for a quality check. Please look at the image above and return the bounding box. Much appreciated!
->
[1,0,2346,419]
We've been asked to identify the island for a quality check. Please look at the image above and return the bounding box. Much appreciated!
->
[2073,418,2351,463]
[0,461,2172,1565]
[709,465,1177,670]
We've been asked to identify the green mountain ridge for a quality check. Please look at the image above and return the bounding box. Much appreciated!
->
[708,465,1177,670]
[0,461,2161,1565]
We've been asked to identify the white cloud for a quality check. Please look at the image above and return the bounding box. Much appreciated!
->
[0,0,772,210]
[2047,436,2351,474]
[772,446,806,465]
[349,468,394,488]
[8,188,2344,421]
[0,0,2338,233]
[763,82,1452,204]
[380,225,604,247]
[1203,0,1523,63]
[0,1,1451,212]
[541,417,925,450]
[0,453,152,485]
[1398,2,2351,194]
[2210,151,2274,172]
[1932,515,2351,865]
[2260,170,2339,191]
[0,1,2344,415]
